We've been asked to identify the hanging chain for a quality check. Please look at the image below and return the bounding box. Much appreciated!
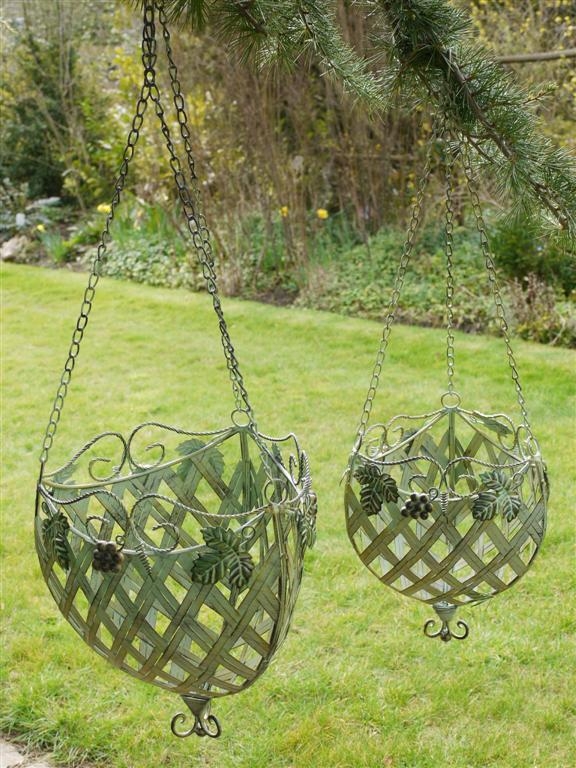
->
[154,3,256,428]
[40,0,257,469]
[39,3,156,467]
[461,141,533,435]
[443,135,457,395]
[353,132,438,452]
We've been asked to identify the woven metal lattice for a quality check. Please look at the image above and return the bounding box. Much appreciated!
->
[345,401,548,610]
[36,424,316,733]
[344,123,549,640]
[34,1,316,738]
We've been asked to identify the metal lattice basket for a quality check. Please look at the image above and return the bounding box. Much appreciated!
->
[345,399,548,639]
[36,423,315,737]
[344,129,549,640]
[35,3,316,738]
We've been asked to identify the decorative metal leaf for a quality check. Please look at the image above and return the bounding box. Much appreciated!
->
[354,463,399,516]
[41,507,70,570]
[176,438,225,480]
[299,451,309,485]
[353,462,381,485]
[479,469,511,492]
[228,550,255,589]
[270,443,285,468]
[190,527,254,589]
[189,547,228,585]
[202,526,241,551]
[51,463,77,484]
[500,493,522,522]
[402,429,418,453]
[297,493,318,551]
[471,413,513,437]
[472,491,498,521]
[473,470,522,522]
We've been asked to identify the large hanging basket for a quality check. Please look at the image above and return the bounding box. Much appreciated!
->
[344,127,549,640]
[36,423,315,736]
[35,1,316,738]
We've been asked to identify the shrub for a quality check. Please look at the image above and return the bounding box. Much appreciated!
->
[490,215,576,296]
[507,273,576,347]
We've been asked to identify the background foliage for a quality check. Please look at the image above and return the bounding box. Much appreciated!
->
[0,0,574,346]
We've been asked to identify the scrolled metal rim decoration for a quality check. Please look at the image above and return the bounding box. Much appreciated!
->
[350,448,541,509]
[38,490,303,559]
[42,421,310,495]
[37,421,316,558]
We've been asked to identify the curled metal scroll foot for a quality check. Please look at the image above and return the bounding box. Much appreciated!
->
[424,602,469,642]
[171,695,221,739]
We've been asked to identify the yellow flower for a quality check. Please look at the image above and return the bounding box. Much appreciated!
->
[97,203,112,214]
[279,205,289,218]
[316,208,329,220]
[36,223,45,232]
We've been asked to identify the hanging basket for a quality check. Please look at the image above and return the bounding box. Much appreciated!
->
[36,422,315,736]
[35,2,316,738]
[344,127,549,640]
[345,398,548,639]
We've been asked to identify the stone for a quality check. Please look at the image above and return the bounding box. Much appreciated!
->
[0,741,26,767]
[0,235,29,262]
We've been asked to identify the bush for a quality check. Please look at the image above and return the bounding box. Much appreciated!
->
[490,215,576,296]
[98,239,200,290]
[0,1,121,207]
[507,273,576,347]
[88,197,201,290]
[296,220,575,347]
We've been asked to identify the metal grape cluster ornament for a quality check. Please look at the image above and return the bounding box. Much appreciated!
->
[35,1,316,739]
[344,132,548,641]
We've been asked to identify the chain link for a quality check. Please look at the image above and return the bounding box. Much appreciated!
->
[155,3,256,428]
[353,132,438,451]
[40,3,157,466]
[40,0,257,467]
[443,137,456,394]
[461,141,533,434]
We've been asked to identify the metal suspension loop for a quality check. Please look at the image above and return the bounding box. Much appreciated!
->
[460,141,533,436]
[443,136,457,395]
[39,2,155,469]
[353,129,438,453]
[153,5,257,429]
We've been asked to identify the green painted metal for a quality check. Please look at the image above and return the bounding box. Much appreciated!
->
[345,126,549,640]
[35,1,316,737]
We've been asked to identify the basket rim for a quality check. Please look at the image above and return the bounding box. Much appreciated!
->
[348,403,543,468]
[35,488,303,556]
[40,420,306,492]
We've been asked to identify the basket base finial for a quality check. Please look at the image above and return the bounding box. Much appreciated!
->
[171,694,221,739]
[423,601,469,642]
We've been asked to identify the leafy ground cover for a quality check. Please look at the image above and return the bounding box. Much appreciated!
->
[7,195,573,348]
[1,263,575,768]
[296,224,576,348]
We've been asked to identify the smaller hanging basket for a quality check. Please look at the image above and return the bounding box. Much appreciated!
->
[36,422,316,736]
[345,397,548,638]
[343,125,549,640]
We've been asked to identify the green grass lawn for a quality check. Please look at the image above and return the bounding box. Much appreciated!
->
[1,263,575,768]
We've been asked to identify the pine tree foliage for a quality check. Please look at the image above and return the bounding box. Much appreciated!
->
[133,0,576,243]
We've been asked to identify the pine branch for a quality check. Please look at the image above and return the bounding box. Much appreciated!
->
[128,0,576,241]
[372,0,576,238]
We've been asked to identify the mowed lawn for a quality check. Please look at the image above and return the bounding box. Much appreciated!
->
[1,262,575,768]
